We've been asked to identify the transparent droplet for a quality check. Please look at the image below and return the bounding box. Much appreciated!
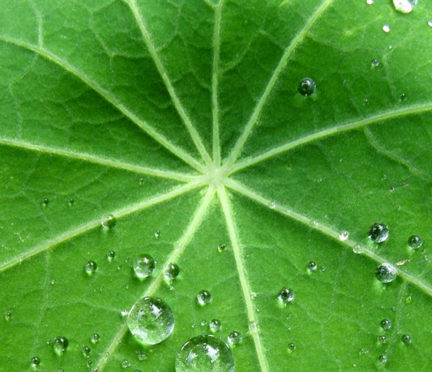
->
[400,93,406,101]
[68,198,74,206]
[268,201,276,209]
[4,311,11,321]
[209,319,222,333]
[218,244,226,253]
[408,235,422,249]
[139,177,144,185]
[175,335,234,372]
[85,261,97,275]
[379,354,388,363]
[366,0,374,4]
[90,333,100,343]
[308,261,317,271]
[228,331,242,345]
[375,263,397,283]
[154,230,160,238]
[339,230,349,241]
[377,335,387,344]
[137,352,146,361]
[353,245,363,254]
[368,222,389,243]
[31,357,40,367]
[164,263,180,280]
[405,294,413,304]
[288,343,296,351]
[381,319,392,330]
[382,24,391,33]
[86,360,92,367]
[127,296,174,345]
[42,198,49,207]
[298,77,316,96]
[81,346,90,357]
[101,214,117,229]
[393,0,417,14]
[428,20,432,27]
[249,321,258,333]
[122,360,131,368]
[402,334,412,344]
[121,310,129,317]
[107,251,116,261]
[278,288,294,303]
[197,290,212,306]
[310,220,318,228]
[133,254,155,279]
[371,59,379,67]
[53,336,69,353]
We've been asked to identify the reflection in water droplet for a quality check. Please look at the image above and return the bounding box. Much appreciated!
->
[371,59,379,67]
[53,336,69,353]
[164,263,180,280]
[381,319,392,330]
[298,77,316,96]
[133,254,155,279]
[392,0,417,13]
[402,334,412,344]
[379,354,388,363]
[353,245,363,254]
[82,346,91,357]
[368,222,389,243]
[197,290,212,306]
[31,357,40,367]
[209,319,221,333]
[339,230,349,241]
[375,263,397,283]
[175,335,234,372]
[85,261,97,275]
[127,296,174,345]
[308,261,317,271]
[91,333,100,343]
[101,214,117,229]
[228,331,242,345]
[408,235,422,249]
[383,24,390,33]
[278,288,294,303]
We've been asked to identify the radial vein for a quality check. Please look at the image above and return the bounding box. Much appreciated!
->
[95,186,216,371]
[226,179,432,298]
[0,36,206,174]
[224,0,334,168]
[0,181,205,273]
[218,186,269,372]
[125,0,213,167]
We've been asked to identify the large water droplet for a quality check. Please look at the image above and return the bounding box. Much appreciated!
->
[85,261,97,275]
[402,334,412,344]
[298,77,316,96]
[209,319,222,333]
[278,288,294,303]
[127,296,174,345]
[175,335,234,372]
[164,263,180,280]
[381,319,392,330]
[53,336,69,354]
[368,222,389,243]
[133,254,155,279]
[228,331,242,345]
[408,235,422,249]
[375,263,397,283]
[197,290,212,306]
[393,0,417,13]
[31,357,40,367]
[101,214,117,229]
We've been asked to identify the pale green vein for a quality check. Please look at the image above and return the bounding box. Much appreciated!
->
[0,36,206,174]
[95,186,216,371]
[212,0,223,166]
[124,0,213,168]
[224,0,334,168]
[226,179,432,298]
[0,181,205,273]
[0,137,197,183]
[218,186,269,372]
[230,102,432,174]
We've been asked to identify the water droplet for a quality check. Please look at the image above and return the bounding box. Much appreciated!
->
[31,357,40,367]
[85,261,97,275]
[201,320,207,327]
[127,296,174,345]
[133,254,155,279]
[154,230,160,238]
[375,263,397,283]
[371,59,379,67]
[382,24,391,33]
[122,360,131,368]
[288,343,296,351]
[197,290,212,306]
[218,244,226,253]
[68,198,74,206]
[308,261,317,271]
[364,98,369,105]
[90,333,100,343]
[368,222,389,243]
[405,294,413,304]
[428,20,432,27]
[53,336,69,353]
[320,265,326,272]
[121,310,129,317]
[278,288,294,303]
[249,321,258,333]
[139,178,144,185]
[101,214,117,229]
[393,0,417,13]
[42,198,49,207]
[339,230,349,241]
[381,319,392,330]
[400,93,407,101]
[209,319,222,333]
[402,334,412,344]
[408,235,423,249]
[4,311,11,321]
[310,220,318,228]
[86,360,92,367]
[227,331,242,345]
[268,201,276,209]
[164,263,180,280]
[377,335,387,344]
[366,0,374,3]
[107,251,116,261]
[175,335,234,372]
[353,245,363,254]
[137,352,146,361]
[82,346,91,357]
[298,77,316,96]
[379,354,388,363]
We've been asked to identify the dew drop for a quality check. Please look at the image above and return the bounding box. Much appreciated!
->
[85,261,97,275]
[228,331,242,345]
[268,201,276,209]
[339,230,349,241]
[298,77,316,96]
[154,230,160,238]
[278,288,294,303]
[382,24,391,33]
[201,320,207,327]
[139,177,144,185]
[377,335,387,344]
[175,335,234,372]
[107,251,116,261]
[393,0,417,14]
[402,334,412,344]
[381,319,392,330]
[428,20,432,27]
[249,321,258,333]
[197,290,212,306]
[379,354,388,363]
[363,98,369,105]
[375,263,397,283]
[353,244,363,254]
[53,336,69,353]
[101,214,117,229]
[122,360,131,368]
[68,198,74,206]
[42,198,49,207]
[366,0,374,3]
[4,311,11,321]
[127,296,174,345]
[371,59,379,67]
[400,93,406,101]
[91,333,100,343]
[288,343,296,351]
[218,244,226,253]
[209,319,222,333]
[308,261,317,271]
[408,235,422,249]
[133,254,155,279]
[137,352,146,361]
[368,222,389,243]
[164,263,180,280]
[405,294,413,304]
[31,357,40,367]
[82,346,91,357]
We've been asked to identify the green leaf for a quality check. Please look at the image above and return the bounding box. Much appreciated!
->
[1,0,431,370]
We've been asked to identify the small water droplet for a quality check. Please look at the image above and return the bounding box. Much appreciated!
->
[164,263,180,280]
[298,77,316,96]
[288,343,296,351]
[4,311,11,321]
[101,214,117,229]
[428,20,432,27]
[249,322,258,333]
[137,352,146,361]
[31,357,40,367]
[375,263,397,283]
[85,261,97,275]
[353,244,363,254]
[68,198,74,206]
[197,290,212,306]
[217,244,226,253]
[402,334,412,344]
[377,335,387,344]
[153,230,160,238]
[400,93,406,101]
[107,251,116,261]
[90,333,100,343]
[310,220,318,228]
[82,346,91,357]
[364,98,369,105]
[381,319,392,330]
[320,265,326,272]
[359,348,369,355]
[408,235,423,249]
[121,310,129,317]
[366,0,374,3]
[122,360,131,368]
[339,230,349,241]
[127,296,174,345]
[200,320,207,327]
[175,335,234,372]
[86,360,93,367]
[308,261,317,271]
[379,354,388,363]
[139,177,144,185]
[393,0,417,14]
[368,222,389,243]
[53,336,69,353]
[405,294,413,304]
[278,288,294,303]
[209,319,222,333]
[228,331,242,345]
[268,201,276,209]
[42,198,49,207]
[382,24,391,33]
[133,254,155,279]
[371,59,379,67]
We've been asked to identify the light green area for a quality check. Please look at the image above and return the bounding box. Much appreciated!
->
[0,0,431,371]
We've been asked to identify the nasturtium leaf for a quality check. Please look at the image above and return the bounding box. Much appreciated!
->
[1,0,432,371]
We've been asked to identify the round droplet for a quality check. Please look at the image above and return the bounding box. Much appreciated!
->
[68,198,74,206]
[90,333,100,343]
[175,335,234,372]
[339,230,349,241]
[408,235,422,249]
[405,294,413,304]
[107,251,116,261]
[298,77,316,96]
[393,0,417,13]
[201,320,207,327]
[197,290,212,306]
[209,319,222,333]
[154,230,160,238]
[268,201,276,209]
[379,354,388,363]
[218,244,226,253]
[137,352,146,361]
[85,261,97,275]
[288,343,296,351]
[308,261,317,271]
[53,336,69,353]
[4,311,11,321]
[133,254,155,279]
[368,222,389,243]
[228,331,242,345]
[42,198,49,207]
[381,319,392,330]
[375,263,397,283]
[86,361,93,367]
[377,335,387,344]
[278,288,294,303]
[353,245,363,254]
[364,98,369,105]
[101,214,117,229]
[127,296,174,345]
[249,321,258,333]
[366,0,374,3]
[164,263,180,280]
[382,24,391,33]
[82,346,91,357]
[122,360,131,368]
[371,59,379,67]
[400,93,406,101]
[402,334,412,344]
[310,220,318,228]
[31,357,40,367]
